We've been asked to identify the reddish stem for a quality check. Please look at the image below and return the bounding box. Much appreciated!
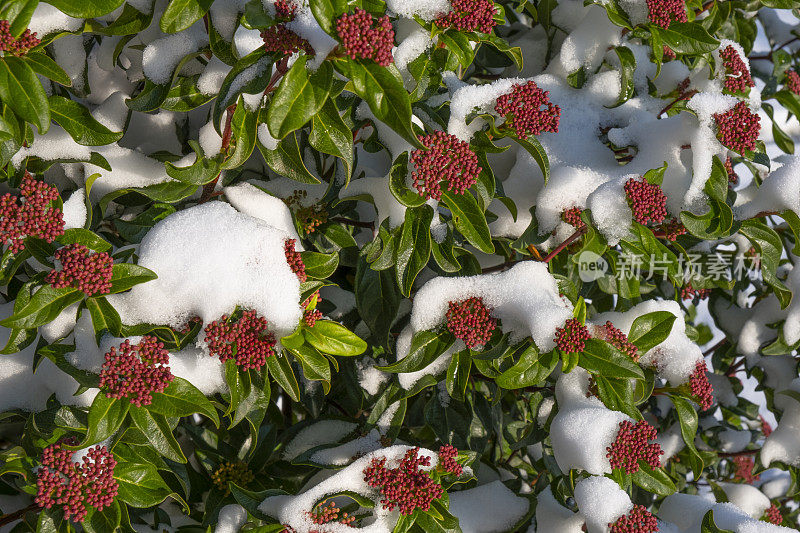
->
[659,90,698,117]
[199,103,237,203]
[0,504,38,527]
[718,449,759,457]
[542,226,588,263]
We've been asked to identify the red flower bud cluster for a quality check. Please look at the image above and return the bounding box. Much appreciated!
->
[494,81,561,140]
[363,447,444,515]
[204,310,277,370]
[646,0,687,28]
[554,318,591,354]
[659,218,687,241]
[0,173,65,254]
[595,321,638,362]
[262,25,314,56]
[713,101,761,154]
[284,238,307,282]
[35,438,118,522]
[274,0,297,19]
[680,282,710,302]
[410,131,481,200]
[732,454,759,483]
[309,500,355,527]
[720,45,753,94]
[787,70,800,96]
[624,177,668,225]
[561,207,586,229]
[286,190,328,235]
[434,0,497,34]
[724,156,739,185]
[0,20,40,56]
[689,360,714,411]
[765,503,782,525]
[304,308,323,327]
[446,296,497,349]
[663,45,676,61]
[46,244,113,296]
[438,445,463,475]
[335,9,394,66]
[609,504,659,533]
[760,415,773,437]
[99,336,174,407]
[606,420,663,474]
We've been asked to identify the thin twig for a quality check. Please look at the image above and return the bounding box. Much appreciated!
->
[0,504,38,528]
[542,227,588,263]
[199,104,237,203]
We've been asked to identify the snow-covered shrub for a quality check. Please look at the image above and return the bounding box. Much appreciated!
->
[1,0,800,531]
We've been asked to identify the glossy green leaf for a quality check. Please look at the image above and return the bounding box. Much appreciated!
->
[49,95,123,146]
[267,56,332,139]
[0,56,49,134]
[441,190,494,254]
[304,320,367,356]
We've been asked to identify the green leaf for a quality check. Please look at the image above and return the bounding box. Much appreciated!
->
[43,0,124,18]
[389,153,425,208]
[58,228,113,251]
[267,56,332,139]
[86,296,122,343]
[496,346,557,389]
[165,141,222,185]
[309,98,354,183]
[23,52,71,87]
[288,343,331,388]
[740,220,791,308]
[701,510,734,533]
[108,263,158,294]
[222,102,259,170]
[148,377,220,426]
[0,56,49,134]
[85,500,121,533]
[214,49,272,132]
[1,0,38,37]
[439,30,475,68]
[441,190,494,254]
[260,129,321,184]
[161,75,215,112]
[0,285,83,329]
[608,46,635,108]
[627,311,676,353]
[446,350,471,401]
[113,461,172,508]
[49,95,123,146]
[355,253,401,342]
[82,393,130,447]
[514,136,550,184]
[304,320,367,356]
[160,0,213,33]
[671,395,704,477]
[299,250,339,279]
[88,2,153,35]
[377,330,454,373]
[579,338,645,380]
[309,0,347,34]
[395,205,433,296]
[130,408,187,463]
[339,60,421,148]
[630,462,676,496]
[650,22,719,55]
[266,352,301,401]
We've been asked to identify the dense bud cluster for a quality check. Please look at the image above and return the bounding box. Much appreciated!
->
[787,70,800,96]
[494,81,561,139]
[363,447,444,515]
[46,244,113,296]
[274,0,297,19]
[561,207,586,229]
[732,455,759,484]
[286,190,328,234]
[335,9,394,66]
[284,238,307,282]
[35,438,118,522]
[646,0,687,28]
[688,360,714,411]
[659,218,687,241]
[309,500,355,527]
[606,420,663,474]
[663,46,677,61]
[410,131,481,200]
[99,336,173,406]
[445,297,497,349]
[0,173,65,254]
[760,415,773,437]
[0,20,40,56]
[713,101,761,154]
[438,444,463,475]
[595,321,638,362]
[765,503,783,525]
[609,505,660,533]
[624,178,668,225]
[262,25,314,56]
[304,308,323,327]
[204,310,277,370]
[724,156,739,184]
[434,0,497,33]
[554,318,591,353]
[680,282,710,302]
[212,461,254,495]
[720,45,753,94]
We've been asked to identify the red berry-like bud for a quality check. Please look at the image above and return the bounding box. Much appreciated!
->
[609,504,659,533]
[438,444,463,475]
[410,131,481,201]
[680,282,710,302]
[760,415,773,437]
[495,81,560,140]
[658,218,687,241]
[363,447,444,515]
[646,0,687,28]
[304,308,323,327]
[46,244,113,296]
[446,297,496,349]
[561,207,586,229]
[434,0,497,33]
[624,177,668,225]
[765,503,782,525]
[274,0,297,20]
[607,420,663,474]
[787,70,800,96]
[713,101,760,154]
[724,156,739,184]
[99,336,174,407]
[554,318,591,353]
[335,9,394,66]
[35,438,118,523]
[284,238,307,282]
[732,454,759,484]
[0,173,65,254]
[262,25,314,56]
[594,321,638,362]
[720,45,753,94]
[0,20,40,56]
[205,310,277,370]
[689,360,714,411]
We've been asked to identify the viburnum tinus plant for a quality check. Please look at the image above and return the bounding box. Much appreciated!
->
[2,0,800,532]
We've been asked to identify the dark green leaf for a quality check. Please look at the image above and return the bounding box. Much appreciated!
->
[148,377,220,426]
[395,205,433,296]
[49,95,123,145]
[267,56,332,139]
[441,190,494,254]
[160,0,213,33]
[0,56,49,134]
[628,311,676,353]
[377,330,454,373]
